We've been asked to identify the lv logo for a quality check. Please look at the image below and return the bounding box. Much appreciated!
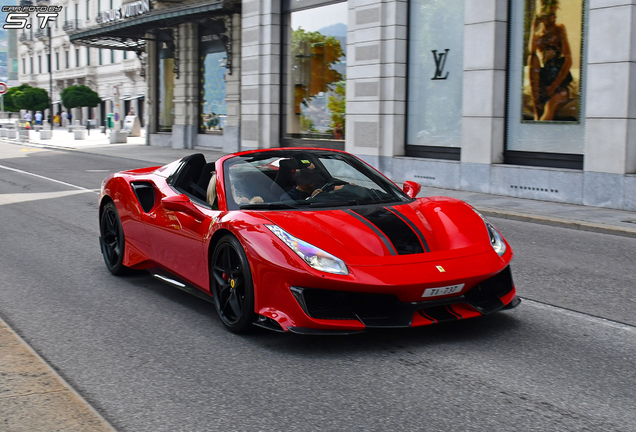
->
[431,49,450,80]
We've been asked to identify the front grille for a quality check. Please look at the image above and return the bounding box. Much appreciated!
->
[290,266,515,327]
[298,288,400,320]
[462,266,514,314]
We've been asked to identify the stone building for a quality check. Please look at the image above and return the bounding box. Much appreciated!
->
[65,0,634,210]
[17,0,144,125]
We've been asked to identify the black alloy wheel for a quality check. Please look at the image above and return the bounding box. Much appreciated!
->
[211,235,255,333]
[100,201,127,275]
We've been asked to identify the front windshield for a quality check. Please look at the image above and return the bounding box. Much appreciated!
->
[222,150,410,210]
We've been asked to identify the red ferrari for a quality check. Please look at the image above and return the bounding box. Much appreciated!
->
[99,148,520,334]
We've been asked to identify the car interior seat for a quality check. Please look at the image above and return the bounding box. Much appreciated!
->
[192,162,216,201]
[172,154,206,200]
[271,158,301,194]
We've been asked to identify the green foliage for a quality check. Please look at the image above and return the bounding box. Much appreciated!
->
[3,84,31,112]
[291,28,345,102]
[12,85,50,112]
[299,115,316,132]
[61,85,101,109]
[327,81,346,135]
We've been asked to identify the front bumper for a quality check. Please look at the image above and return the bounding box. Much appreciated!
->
[287,266,519,329]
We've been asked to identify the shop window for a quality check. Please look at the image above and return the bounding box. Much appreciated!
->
[406,0,464,159]
[199,23,226,134]
[157,37,175,132]
[283,1,347,143]
[504,0,586,169]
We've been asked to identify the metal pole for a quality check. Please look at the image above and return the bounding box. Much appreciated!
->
[48,25,53,131]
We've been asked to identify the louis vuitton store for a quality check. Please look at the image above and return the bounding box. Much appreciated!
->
[68,0,635,210]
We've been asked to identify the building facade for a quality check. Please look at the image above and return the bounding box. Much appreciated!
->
[65,0,634,210]
[17,0,144,125]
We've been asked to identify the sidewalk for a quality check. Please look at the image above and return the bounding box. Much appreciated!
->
[1,127,636,431]
[0,317,116,432]
[11,127,636,238]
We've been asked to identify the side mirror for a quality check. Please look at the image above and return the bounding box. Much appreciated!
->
[402,181,422,198]
[161,194,206,221]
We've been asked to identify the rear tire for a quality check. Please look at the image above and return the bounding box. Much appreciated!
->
[100,201,128,275]
[210,235,255,333]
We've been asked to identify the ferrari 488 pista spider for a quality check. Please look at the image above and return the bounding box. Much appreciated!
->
[99,148,520,334]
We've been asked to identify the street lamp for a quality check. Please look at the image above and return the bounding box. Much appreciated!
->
[47,22,53,130]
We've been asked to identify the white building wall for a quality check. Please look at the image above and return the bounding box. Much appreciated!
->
[16,0,144,127]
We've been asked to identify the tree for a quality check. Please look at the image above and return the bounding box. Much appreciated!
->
[291,28,345,111]
[61,85,101,120]
[11,85,50,113]
[327,81,346,138]
[3,84,31,112]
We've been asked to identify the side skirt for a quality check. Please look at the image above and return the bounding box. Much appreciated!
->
[149,268,214,304]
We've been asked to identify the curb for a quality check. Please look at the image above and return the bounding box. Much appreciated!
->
[0,316,118,432]
[480,208,636,239]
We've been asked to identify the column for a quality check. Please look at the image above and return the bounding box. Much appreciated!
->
[460,0,508,189]
[240,0,281,150]
[346,0,408,172]
[584,1,636,208]
[221,13,242,153]
[172,22,198,149]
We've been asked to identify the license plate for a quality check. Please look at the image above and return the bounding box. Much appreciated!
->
[422,283,464,298]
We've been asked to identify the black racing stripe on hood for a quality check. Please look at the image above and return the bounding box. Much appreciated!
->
[344,210,397,256]
[351,207,424,255]
[386,206,430,252]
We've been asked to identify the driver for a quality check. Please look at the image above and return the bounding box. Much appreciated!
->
[281,169,348,201]
[280,169,324,201]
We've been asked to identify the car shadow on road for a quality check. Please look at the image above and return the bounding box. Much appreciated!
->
[117,271,523,354]
[247,310,523,356]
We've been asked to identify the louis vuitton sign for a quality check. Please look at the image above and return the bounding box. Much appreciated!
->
[100,0,150,24]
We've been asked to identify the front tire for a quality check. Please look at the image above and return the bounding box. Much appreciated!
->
[100,201,127,275]
[210,235,255,333]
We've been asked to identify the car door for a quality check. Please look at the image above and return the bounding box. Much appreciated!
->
[144,184,217,290]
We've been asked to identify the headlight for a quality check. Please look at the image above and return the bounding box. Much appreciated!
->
[472,209,507,256]
[265,225,349,275]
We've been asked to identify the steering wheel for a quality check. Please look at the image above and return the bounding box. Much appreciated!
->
[318,180,343,193]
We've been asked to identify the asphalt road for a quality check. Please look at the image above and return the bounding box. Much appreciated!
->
[1,144,635,431]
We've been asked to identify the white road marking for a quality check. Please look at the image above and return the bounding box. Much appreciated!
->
[0,163,98,193]
[0,190,94,206]
[522,298,636,332]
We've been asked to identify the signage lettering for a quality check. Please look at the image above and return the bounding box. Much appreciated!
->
[431,49,450,80]
[101,0,150,24]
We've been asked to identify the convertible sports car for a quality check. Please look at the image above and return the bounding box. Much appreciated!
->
[99,148,520,335]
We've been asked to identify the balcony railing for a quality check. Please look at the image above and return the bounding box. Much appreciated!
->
[63,20,81,32]
[35,29,47,39]
[19,33,33,42]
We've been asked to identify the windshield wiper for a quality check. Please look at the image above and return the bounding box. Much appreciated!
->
[239,202,300,210]
[309,200,360,208]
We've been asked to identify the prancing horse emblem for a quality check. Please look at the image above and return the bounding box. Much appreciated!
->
[436,265,446,273]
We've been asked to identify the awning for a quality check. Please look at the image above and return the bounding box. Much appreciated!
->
[68,0,239,51]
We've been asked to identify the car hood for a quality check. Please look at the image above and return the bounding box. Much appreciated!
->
[258,197,495,266]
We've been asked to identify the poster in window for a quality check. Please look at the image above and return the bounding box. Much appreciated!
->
[522,0,584,122]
